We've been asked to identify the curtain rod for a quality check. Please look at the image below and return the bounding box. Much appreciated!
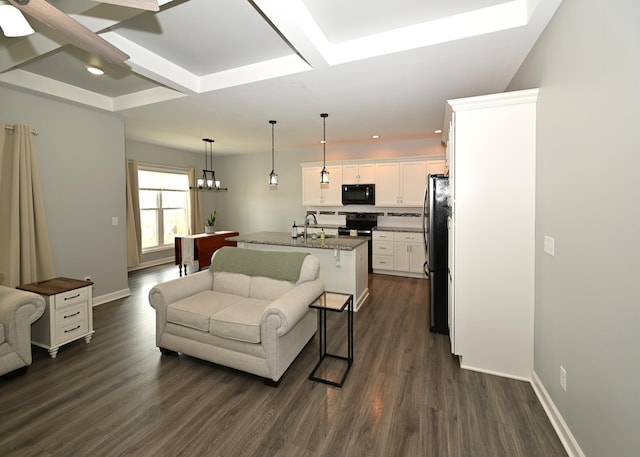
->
[4,125,38,136]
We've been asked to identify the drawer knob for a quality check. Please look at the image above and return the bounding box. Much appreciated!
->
[63,311,81,319]
[64,293,81,301]
[64,325,81,333]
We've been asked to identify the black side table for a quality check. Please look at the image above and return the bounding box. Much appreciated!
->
[309,291,353,387]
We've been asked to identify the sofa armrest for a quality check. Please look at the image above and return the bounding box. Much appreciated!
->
[148,270,213,311]
[261,279,324,337]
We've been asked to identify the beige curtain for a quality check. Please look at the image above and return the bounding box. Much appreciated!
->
[0,124,56,287]
[188,167,203,234]
[125,160,142,268]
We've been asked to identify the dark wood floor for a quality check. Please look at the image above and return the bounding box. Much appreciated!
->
[0,265,567,457]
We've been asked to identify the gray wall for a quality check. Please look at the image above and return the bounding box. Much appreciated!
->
[507,1,639,455]
[0,86,128,300]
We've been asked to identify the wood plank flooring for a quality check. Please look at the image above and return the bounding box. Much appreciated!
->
[0,265,567,457]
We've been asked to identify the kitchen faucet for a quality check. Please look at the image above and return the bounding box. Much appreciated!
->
[304,212,318,242]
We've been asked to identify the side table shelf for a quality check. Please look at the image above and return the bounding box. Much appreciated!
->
[309,291,353,388]
[18,277,94,358]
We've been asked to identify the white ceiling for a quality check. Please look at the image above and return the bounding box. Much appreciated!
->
[0,0,563,155]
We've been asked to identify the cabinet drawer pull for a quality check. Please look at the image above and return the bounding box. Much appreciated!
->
[64,311,81,319]
[64,294,81,301]
[65,325,81,333]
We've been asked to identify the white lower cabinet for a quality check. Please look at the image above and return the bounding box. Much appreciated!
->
[373,231,425,278]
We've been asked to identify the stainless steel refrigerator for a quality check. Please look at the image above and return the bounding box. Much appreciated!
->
[423,174,449,334]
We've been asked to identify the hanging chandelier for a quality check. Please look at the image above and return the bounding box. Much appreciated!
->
[320,113,329,184]
[192,138,227,191]
[268,120,278,188]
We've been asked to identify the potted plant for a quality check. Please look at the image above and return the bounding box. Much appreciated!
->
[205,210,216,234]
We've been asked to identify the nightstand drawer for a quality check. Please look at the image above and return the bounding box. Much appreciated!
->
[55,303,88,344]
[55,287,88,308]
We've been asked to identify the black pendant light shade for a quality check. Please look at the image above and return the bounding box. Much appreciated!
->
[320,113,329,184]
[268,120,278,187]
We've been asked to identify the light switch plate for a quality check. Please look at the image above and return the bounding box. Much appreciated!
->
[544,236,555,256]
[112,216,119,226]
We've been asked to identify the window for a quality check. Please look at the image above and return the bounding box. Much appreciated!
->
[138,168,189,251]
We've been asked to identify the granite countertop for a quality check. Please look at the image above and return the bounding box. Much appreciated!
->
[230,231,369,251]
[374,226,422,233]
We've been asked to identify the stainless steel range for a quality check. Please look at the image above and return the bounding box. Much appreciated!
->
[338,213,377,273]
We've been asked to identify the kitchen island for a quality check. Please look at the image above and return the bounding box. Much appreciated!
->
[230,232,370,311]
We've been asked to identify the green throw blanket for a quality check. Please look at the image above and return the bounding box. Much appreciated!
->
[210,247,309,282]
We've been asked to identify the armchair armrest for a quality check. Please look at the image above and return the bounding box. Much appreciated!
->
[261,279,324,337]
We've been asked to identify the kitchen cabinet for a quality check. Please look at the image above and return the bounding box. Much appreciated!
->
[393,232,425,273]
[426,159,446,177]
[372,230,425,278]
[302,165,343,206]
[374,161,426,207]
[342,163,375,184]
[444,89,537,380]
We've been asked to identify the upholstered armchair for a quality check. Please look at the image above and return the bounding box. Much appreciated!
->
[0,286,46,377]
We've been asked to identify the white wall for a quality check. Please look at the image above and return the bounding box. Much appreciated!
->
[508,1,640,455]
[0,86,128,300]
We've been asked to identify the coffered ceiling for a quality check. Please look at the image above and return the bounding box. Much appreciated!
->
[0,0,563,155]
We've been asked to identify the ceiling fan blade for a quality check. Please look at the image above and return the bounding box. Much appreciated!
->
[94,0,159,12]
[8,0,130,64]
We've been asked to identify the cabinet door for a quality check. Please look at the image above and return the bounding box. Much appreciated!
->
[342,164,359,184]
[393,242,410,271]
[408,243,426,273]
[320,165,343,205]
[375,162,399,206]
[302,166,322,205]
[426,160,446,177]
[399,161,426,206]
[357,163,375,183]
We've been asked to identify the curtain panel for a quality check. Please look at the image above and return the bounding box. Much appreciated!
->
[125,160,142,268]
[0,124,56,287]
[188,167,203,234]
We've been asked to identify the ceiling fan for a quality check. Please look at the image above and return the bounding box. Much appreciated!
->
[1,0,161,64]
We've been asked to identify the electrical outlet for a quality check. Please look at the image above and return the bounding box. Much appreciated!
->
[560,365,567,391]
[544,236,555,256]
[84,275,92,282]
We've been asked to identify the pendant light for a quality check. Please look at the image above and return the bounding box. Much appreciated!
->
[192,138,227,192]
[320,113,329,184]
[268,120,278,188]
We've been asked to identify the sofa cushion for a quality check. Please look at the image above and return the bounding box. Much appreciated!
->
[0,323,4,344]
[209,297,272,343]
[297,255,321,284]
[167,290,243,332]
[248,276,295,301]
[212,271,251,297]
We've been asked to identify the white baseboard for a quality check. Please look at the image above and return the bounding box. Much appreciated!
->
[530,370,585,457]
[459,360,531,382]
[128,257,173,272]
[93,288,131,307]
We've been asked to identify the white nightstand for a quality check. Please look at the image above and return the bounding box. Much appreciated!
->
[18,277,94,358]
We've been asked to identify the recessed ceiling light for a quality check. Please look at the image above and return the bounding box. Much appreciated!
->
[434,129,443,134]
[86,66,104,76]
[372,135,380,139]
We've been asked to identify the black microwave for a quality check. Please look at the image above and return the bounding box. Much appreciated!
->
[342,184,375,205]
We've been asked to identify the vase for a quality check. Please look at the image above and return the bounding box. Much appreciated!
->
[204,226,215,234]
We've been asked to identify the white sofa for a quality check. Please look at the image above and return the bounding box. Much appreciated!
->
[0,286,45,377]
[149,247,324,385]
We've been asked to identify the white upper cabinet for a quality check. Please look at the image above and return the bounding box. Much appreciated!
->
[302,165,343,206]
[343,163,375,184]
[376,161,426,207]
[426,159,446,177]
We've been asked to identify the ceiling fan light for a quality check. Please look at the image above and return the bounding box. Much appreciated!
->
[0,4,34,37]
[86,66,104,76]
